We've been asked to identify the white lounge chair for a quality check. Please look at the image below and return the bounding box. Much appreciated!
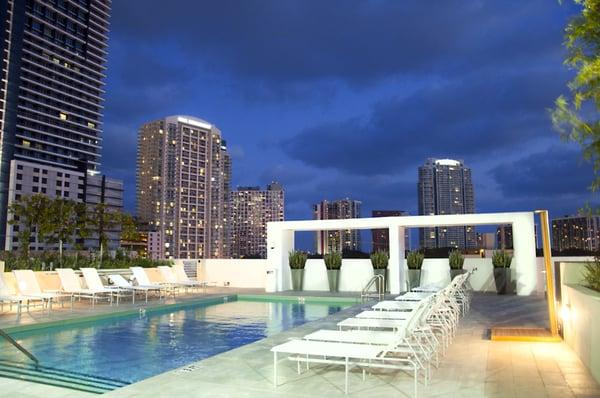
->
[171,264,209,291]
[0,272,41,314]
[108,274,164,303]
[157,266,198,292]
[130,267,173,296]
[395,292,434,301]
[57,268,115,307]
[13,270,72,311]
[80,268,129,305]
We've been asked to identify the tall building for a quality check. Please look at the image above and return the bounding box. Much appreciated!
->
[496,225,513,249]
[231,182,284,259]
[136,115,231,260]
[0,1,112,246]
[477,232,496,250]
[5,159,123,251]
[552,215,600,252]
[418,158,476,249]
[371,210,410,252]
[313,199,361,254]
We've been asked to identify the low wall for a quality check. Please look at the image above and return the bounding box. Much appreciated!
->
[197,259,267,288]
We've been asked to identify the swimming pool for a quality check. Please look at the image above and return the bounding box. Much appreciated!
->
[0,296,352,393]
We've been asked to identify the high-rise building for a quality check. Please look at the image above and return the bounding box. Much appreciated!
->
[0,0,111,245]
[231,182,284,259]
[136,115,231,259]
[418,158,476,249]
[313,199,361,254]
[371,210,410,252]
[496,225,513,249]
[552,215,600,252]
[477,232,496,250]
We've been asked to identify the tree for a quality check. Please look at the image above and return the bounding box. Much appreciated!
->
[87,203,120,267]
[47,198,79,264]
[8,194,53,258]
[552,0,600,192]
[119,213,140,255]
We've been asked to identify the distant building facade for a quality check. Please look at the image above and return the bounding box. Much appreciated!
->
[313,199,361,254]
[371,210,410,252]
[136,115,231,259]
[5,159,123,251]
[418,158,476,249]
[0,0,113,246]
[477,232,496,250]
[231,183,284,259]
[497,225,513,249]
[552,215,600,252]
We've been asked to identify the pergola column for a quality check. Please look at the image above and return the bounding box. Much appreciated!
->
[388,226,407,294]
[512,213,537,295]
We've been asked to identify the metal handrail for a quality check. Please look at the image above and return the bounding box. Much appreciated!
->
[361,274,384,301]
[0,328,39,368]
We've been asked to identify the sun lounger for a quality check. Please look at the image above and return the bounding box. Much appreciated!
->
[13,270,72,311]
[171,264,209,291]
[157,266,199,291]
[57,268,115,306]
[130,267,173,296]
[108,274,164,303]
[0,272,41,314]
[395,291,434,301]
[80,268,130,305]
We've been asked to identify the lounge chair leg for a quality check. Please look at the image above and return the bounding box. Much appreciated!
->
[345,357,349,395]
[273,352,277,388]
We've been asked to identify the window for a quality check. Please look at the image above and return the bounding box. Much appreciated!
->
[16,174,22,181]
[32,186,38,193]
[59,112,68,120]
[42,169,47,175]
[57,172,63,177]
[33,176,39,183]
[15,184,21,190]
[64,192,69,198]
[57,180,62,186]
[22,140,31,147]
[64,182,70,188]
[56,190,61,196]
[41,188,46,194]
[42,178,47,184]
[17,165,23,170]
[87,122,95,129]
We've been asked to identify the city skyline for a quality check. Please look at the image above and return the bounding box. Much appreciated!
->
[98,0,597,232]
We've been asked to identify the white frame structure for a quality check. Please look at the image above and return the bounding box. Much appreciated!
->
[267,211,537,295]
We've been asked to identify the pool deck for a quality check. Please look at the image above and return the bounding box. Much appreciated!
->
[1,292,600,397]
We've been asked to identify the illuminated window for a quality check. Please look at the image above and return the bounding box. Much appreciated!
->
[59,112,68,120]
[22,140,31,147]
[87,122,96,128]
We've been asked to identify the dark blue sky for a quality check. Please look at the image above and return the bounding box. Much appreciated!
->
[101,0,596,248]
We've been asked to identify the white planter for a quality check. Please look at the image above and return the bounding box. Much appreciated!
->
[338,259,375,292]
[302,259,329,291]
[420,259,451,288]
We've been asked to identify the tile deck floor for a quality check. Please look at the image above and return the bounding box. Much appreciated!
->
[1,292,599,397]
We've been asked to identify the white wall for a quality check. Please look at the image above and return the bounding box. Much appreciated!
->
[302,259,329,291]
[197,259,267,289]
[560,261,600,384]
[338,259,375,292]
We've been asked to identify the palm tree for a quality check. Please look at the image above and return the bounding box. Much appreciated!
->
[47,198,79,265]
[8,194,53,259]
[87,203,119,267]
[120,213,140,256]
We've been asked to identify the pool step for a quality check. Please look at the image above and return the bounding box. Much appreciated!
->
[0,360,129,394]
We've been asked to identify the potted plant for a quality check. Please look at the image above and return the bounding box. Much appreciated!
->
[582,256,600,292]
[288,250,307,291]
[448,249,465,280]
[407,251,424,290]
[492,250,512,294]
[324,251,342,292]
[370,251,388,292]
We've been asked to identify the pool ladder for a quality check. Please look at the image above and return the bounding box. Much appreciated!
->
[0,328,38,367]
[361,274,385,302]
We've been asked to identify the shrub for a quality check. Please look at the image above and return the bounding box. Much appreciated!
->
[448,249,464,270]
[324,251,342,270]
[288,250,307,270]
[583,257,600,292]
[370,251,388,269]
[492,250,512,268]
[407,251,424,270]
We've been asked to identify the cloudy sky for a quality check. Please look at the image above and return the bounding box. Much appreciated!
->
[101,0,596,249]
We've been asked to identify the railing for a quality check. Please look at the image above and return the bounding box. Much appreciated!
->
[0,328,39,368]
[361,274,385,302]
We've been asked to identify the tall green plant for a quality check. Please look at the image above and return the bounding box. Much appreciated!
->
[47,199,79,264]
[288,250,307,270]
[407,251,424,270]
[8,194,53,258]
[88,203,120,266]
[492,250,512,269]
[583,256,600,292]
[370,251,388,269]
[552,1,600,193]
[448,249,464,270]
[324,251,342,270]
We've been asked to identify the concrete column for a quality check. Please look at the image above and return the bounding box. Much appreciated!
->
[512,213,537,295]
[388,226,407,294]
[267,224,294,292]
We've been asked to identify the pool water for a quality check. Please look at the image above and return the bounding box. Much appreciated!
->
[1,298,349,384]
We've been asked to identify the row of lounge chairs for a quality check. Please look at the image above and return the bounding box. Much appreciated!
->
[0,264,208,314]
[271,271,473,397]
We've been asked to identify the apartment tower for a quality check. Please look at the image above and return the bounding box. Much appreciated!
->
[552,215,600,253]
[313,199,361,254]
[371,210,410,252]
[230,182,284,259]
[136,115,231,259]
[418,158,476,249]
[0,1,117,248]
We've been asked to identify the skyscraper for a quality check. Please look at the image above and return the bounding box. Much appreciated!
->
[136,115,231,259]
[231,182,284,259]
[418,158,476,249]
[313,199,361,254]
[552,215,600,252]
[371,210,410,252]
[0,1,116,248]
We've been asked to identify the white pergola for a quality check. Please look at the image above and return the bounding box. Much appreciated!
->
[266,211,538,296]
